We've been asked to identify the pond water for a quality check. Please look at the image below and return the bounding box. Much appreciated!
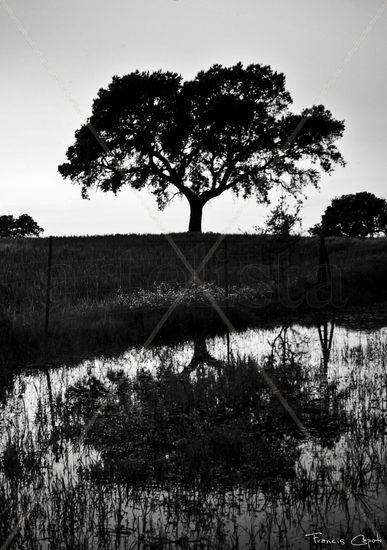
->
[1,319,387,549]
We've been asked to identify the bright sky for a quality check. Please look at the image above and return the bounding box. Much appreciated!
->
[1,0,386,236]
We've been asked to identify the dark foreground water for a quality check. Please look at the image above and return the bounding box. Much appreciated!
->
[1,318,387,549]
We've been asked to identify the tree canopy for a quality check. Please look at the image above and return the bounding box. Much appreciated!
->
[0,214,43,237]
[310,192,387,237]
[59,62,345,232]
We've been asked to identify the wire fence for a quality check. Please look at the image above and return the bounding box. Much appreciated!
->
[0,234,329,330]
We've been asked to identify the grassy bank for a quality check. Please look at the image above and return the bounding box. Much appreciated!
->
[1,233,387,308]
[1,233,387,369]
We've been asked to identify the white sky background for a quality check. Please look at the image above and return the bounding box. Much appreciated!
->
[1,0,386,236]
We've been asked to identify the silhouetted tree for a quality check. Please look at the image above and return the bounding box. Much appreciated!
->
[310,192,387,237]
[59,63,345,232]
[265,195,301,237]
[0,216,14,237]
[0,214,43,237]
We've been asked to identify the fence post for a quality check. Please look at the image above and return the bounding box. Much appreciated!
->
[224,236,231,364]
[318,231,331,284]
[224,236,229,309]
[45,236,53,335]
[202,241,205,283]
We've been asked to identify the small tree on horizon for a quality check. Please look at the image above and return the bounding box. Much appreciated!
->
[0,214,43,237]
[264,195,302,237]
[310,192,387,237]
[59,63,345,232]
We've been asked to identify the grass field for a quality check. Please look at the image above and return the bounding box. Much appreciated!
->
[1,233,387,367]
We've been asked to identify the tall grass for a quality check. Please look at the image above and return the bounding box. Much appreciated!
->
[1,233,387,369]
[1,233,386,314]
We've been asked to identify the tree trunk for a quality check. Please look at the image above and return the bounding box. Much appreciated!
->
[188,199,204,232]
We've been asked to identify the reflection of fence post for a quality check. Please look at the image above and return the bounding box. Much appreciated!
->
[45,236,53,335]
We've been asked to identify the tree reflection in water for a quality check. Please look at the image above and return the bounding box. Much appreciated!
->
[1,323,386,548]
